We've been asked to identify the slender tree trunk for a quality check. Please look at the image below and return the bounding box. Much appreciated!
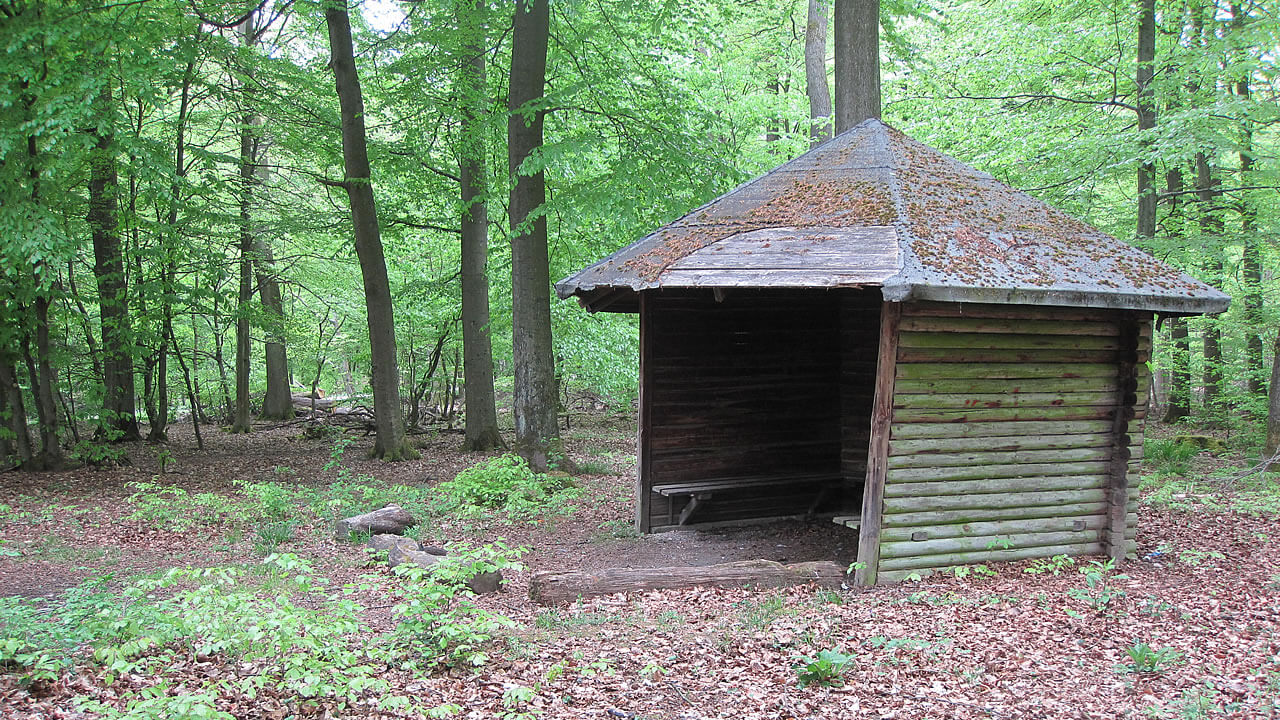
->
[1267,335,1280,455]
[805,0,833,145]
[168,325,203,451]
[325,3,416,460]
[0,361,33,468]
[456,0,504,451]
[765,77,781,143]
[232,15,260,434]
[1236,79,1263,398]
[1135,0,1156,243]
[509,0,566,472]
[1195,152,1223,420]
[24,94,62,467]
[88,84,140,441]
[833,0,880,133]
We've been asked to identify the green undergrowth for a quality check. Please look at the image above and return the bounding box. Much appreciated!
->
[1,550,517,718]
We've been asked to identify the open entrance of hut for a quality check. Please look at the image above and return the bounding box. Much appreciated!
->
[638,287,881,533]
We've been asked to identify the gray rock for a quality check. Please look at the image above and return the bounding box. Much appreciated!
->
[421,545,448,557]
[335,505,416,540]
[368,534,420,552]
[388,544,441,570]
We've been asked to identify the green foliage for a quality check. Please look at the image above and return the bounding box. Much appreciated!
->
[1145,439,1200,476]
[795,649,855,688]
[253,521,296,555]
[1025,554,1076,576]
[125,481,235,531]
[1066,559,1129,617]
[433,454,581,522]
[1122,641,1183,674]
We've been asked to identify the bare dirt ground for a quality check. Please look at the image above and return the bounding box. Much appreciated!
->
[1,413,1278,719]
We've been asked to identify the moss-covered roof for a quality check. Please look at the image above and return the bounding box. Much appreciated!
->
[556,119,1229,315]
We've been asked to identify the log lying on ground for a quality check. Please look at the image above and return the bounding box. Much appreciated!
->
[292,394,337,412]
[334,504,415,539]
[529,559,846,605]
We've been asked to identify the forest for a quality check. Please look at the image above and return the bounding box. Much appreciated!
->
[1,0,1278,718]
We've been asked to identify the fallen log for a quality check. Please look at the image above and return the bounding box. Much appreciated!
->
[529,559,846,605]
[334,504,415,539]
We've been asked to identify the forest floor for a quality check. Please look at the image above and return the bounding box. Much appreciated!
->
[0,411,1278,719]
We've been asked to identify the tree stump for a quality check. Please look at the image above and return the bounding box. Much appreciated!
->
[529,559,846,605]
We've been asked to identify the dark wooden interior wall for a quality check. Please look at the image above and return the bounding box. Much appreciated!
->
[840,292,881,506]
[644,289,875,529]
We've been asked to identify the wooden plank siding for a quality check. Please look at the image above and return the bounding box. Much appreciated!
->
[641,289,880,531]
[871,302,1152,579]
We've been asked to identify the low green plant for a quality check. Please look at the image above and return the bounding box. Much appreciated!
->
[1025,554,1076,575]
[433,454,581,522]
[1144,438,1199,476]
[573,458,613,475]
[736,595,786,630]
[1066,559,1128,617]
[593,518,640,541]
[795,649,854,688]
[254,521,296,555]
[125,481,235,531]
[1123,641,1183,674]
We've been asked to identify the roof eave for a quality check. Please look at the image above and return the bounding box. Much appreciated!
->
[886,282,1231,316]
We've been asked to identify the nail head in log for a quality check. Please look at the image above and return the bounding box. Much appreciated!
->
[528,559,846,605]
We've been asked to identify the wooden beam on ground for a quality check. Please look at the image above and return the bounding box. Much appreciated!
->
[528,560,846,605]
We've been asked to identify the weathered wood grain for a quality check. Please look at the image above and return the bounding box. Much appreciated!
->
[886,460,1111,483]
[887,446,1112,469]
[879,514,1136,542]
[895,362,1119,380]
[881,502,1108,528]
[882,488,1107,514]
[898,316,1121,336]
[900,301,1121,322]
[894,377,1119,395]
[898,331,1124,351]
[855,301,900,587]
[892,405,1129,424]
[883,474,1106,498]
[881,530,1104,559]
[888,419,1117,439]
[890,432,1111,455]
[878,542,1114,572]
[893,391,1118,410]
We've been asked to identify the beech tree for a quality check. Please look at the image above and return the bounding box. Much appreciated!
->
[325,0,415,460]
[508,0,565,472]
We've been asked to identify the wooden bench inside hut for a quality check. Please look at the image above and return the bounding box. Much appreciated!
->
[557,119,1229,585]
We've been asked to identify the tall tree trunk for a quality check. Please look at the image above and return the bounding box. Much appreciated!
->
[254,233,292,420]
[765,77,781,143]
[24,89,62,467]
[509,0,566,472]
[325,3,416,460]
[88,84,140,442]
[1195,151,1223,421]
[833,0,880,133]
[1236,79,1263,398]
[1135,0,1156,243]
[232,14,260,434]
[457,0,504,451]
[0,361,33,468]
[805,0,833,145]
[150,58,195,442]
[1267,336,1280,456]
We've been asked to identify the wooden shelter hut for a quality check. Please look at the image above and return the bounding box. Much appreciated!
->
[555,119,1229,585]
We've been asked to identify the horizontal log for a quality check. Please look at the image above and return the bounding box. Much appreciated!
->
[883,488,1107,514]
[893,406,1127,424]
[881,529,1104,559]
[898,331,1124,351]
[882,502,1107,528]
[886,460,1111,483]
[884,474,1106,498]
[898,316,1121,337]
[878,542,1115,572]
[889,419,1118,440]
[893,391,1117,411]
[894,377,1118,395]
[890,432,1111,455]
[527,560,846,604]
[879,513,1137,542]
[896,362,1119,380]
[887,447,1112,470]
[900,301,1120,322]
[898,348,1146,364]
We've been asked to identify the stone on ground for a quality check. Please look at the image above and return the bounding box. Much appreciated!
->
[335,504,416,539]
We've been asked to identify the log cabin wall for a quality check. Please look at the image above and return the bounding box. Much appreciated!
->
[642,289,850,531]
[873,301,1150,582]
